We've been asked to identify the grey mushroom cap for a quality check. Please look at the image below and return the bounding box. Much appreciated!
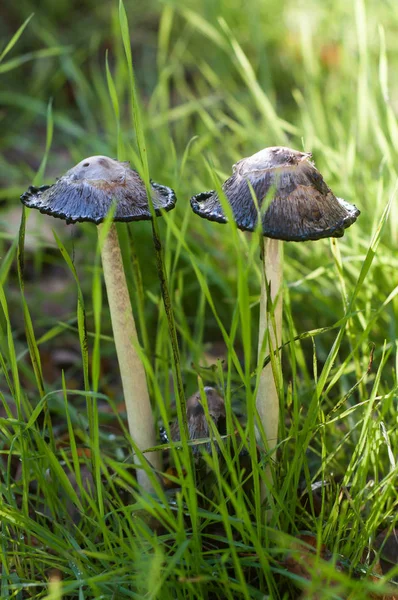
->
[21,155,176,224]
[190,146,360,242]
[170,387,226,456]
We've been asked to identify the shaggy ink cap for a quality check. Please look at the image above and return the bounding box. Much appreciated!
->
[170,387,226,456]
[190,146,360,241]
[190,146,360,491]
[20,154,177,491]
[21,155,176,224]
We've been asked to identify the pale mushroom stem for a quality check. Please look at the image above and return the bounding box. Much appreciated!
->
[257,237,283,489]
[98,222,161,491]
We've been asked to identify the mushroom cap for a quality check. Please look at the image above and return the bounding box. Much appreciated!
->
[170,387,226,456]
[21,155,176,224]
[190,146,360,242]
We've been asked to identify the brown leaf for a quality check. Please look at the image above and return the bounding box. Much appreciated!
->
[374,529,398,579]
[283,533,345,579]
[161,467,186,490]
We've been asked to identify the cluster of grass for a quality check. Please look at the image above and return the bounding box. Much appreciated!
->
[0,0,397,598]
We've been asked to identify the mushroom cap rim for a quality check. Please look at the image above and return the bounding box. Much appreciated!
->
[20,181,177,225]
[190,190,360,242]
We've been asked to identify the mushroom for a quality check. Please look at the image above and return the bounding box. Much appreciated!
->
[21,155,176,491]
[190,147,360,464]
[169,387,226,456]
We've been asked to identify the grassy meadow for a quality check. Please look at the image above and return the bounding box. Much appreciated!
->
[0,0,397,598]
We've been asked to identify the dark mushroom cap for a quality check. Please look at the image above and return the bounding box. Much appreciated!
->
[190,146,360,242]
[21,155,176,224]
[170,387,226,456]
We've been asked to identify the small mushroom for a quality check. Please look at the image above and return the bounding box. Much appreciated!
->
[169,387,226,456]
[21,155,177,491]
[190,147,359,471]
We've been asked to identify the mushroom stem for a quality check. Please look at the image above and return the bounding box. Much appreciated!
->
[98,223,161,490]
[256,237,283,471]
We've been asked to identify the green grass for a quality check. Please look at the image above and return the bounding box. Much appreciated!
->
[0,0,398,598]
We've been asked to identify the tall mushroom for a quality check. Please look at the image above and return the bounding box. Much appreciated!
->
[21,155,176,491]
[190,147,360,468]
